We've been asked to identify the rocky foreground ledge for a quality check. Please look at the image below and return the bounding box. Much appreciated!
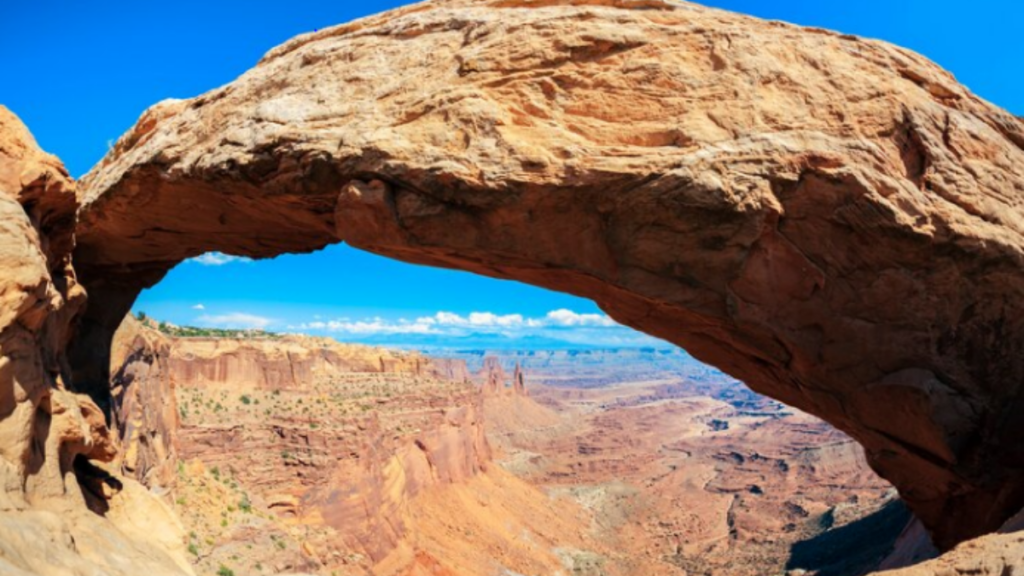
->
[2,0,1024,573]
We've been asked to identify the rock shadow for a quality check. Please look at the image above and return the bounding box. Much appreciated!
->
[785,499,912,576]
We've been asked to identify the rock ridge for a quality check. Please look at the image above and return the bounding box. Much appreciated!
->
[0,0,1020,557]
[71,0,1024,547]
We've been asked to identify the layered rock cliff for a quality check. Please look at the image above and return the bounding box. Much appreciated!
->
[108,318,490,574]
[110,316,181,490]
[67,0,1024,549]
[109,315,474,486]
[165,334,470,390]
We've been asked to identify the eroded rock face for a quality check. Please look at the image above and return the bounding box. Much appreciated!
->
[71,0,1024,549]
[0,105,98,508]
[880,531,1024,576]
[0,107,192,575]
[161,334,467,390]
[480,357,530,397]
[109,316,180,489]
[107,319,492,572]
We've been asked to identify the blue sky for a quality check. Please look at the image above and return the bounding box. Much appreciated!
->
[3,1,1021,348]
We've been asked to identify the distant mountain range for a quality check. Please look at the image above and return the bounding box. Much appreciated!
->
[333,331,671,351]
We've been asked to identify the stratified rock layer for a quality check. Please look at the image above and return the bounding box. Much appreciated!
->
[0,107,192,575]
[109,316,181,489]
[162,334,470,390]
[108,318,493,574]
[72,0,1024,550]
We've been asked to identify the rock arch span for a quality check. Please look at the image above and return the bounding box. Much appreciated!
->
[59,0,1024,551]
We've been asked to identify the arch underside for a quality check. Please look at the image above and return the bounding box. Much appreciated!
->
[70,0,1024,550]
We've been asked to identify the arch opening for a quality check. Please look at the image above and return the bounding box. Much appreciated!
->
[63,0,1024,553]
[103,242,906,576]
[70,164,1024,553]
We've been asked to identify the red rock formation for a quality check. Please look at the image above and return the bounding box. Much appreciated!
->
[428,358,472,383]
[512,362,528,397]
[398,551,459,576]
[110,316,180,489]
[106,319,491,570]
[160,333,459,390]
[0,107,191,575]
[480,357,506,385]
[0,0,1017,552]
[179,377,491,570]
[109,320,472,491]
[69,0,1024,545]
[483,359,528,397]
[482,359,503,396]
[299,402,491,564]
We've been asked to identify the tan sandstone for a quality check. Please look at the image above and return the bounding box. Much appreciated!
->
[69,0,1024,549]
[0,107,193,575]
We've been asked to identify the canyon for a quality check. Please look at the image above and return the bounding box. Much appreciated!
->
[110,316,600,576]
[111,317,905,576]
[473,349,907,576]
[1,0,1024,573]
[69,0,1024,549]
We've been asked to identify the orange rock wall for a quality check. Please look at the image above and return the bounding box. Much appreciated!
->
[70,0,1024,548]
[164,335,469,390]
[108,320,487,566]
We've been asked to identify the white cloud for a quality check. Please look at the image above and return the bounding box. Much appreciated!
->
[417,311,527,328]
[188,252,253,266]
[288,309,652,347]
[294,317,440,335]
[192,304,206,310]
[195,312,273,330]
[544,308,618,327]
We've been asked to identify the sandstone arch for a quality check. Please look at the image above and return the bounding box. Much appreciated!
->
[62,0,1024,551]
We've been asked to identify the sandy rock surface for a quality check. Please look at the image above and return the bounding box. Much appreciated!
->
[0,107,193,575]
[73,0,1024,549]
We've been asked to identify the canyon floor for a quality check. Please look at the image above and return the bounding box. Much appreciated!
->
[113,319,908,576]
[472,350,907,576]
